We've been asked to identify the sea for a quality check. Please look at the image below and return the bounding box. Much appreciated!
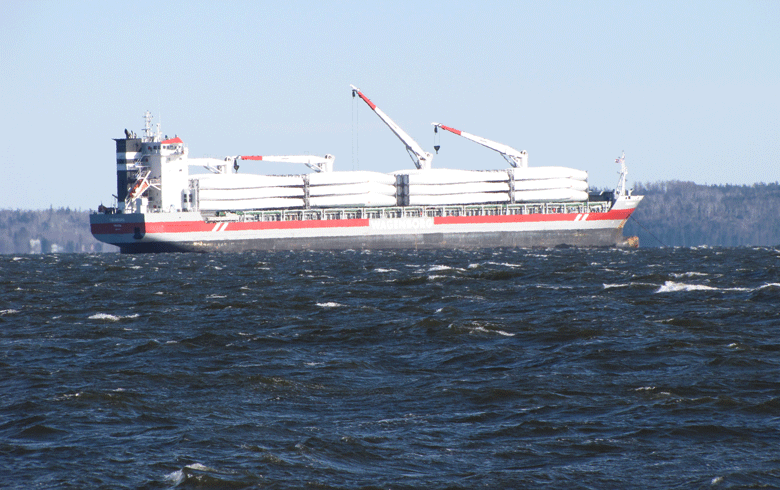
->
[2,247,779,489]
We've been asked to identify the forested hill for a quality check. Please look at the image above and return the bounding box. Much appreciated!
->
[623,181,780,248]
[0,208,115,254]
[1,182,779,253]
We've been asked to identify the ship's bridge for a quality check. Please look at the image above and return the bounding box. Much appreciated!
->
[143,136,184,157]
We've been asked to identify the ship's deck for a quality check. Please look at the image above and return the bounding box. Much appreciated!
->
[205,201,613,223]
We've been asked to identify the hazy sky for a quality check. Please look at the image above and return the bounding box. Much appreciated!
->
[2,1,778,210]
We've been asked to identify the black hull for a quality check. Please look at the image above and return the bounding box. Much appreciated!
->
[117,228,630,253]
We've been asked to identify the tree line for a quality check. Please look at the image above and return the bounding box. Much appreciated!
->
[622,181,780,247]
[0,208,115,254]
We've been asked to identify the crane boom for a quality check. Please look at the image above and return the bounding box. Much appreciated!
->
[188,154,334,174]
[351,85,433,170]
[238,154,334,172]
[432,123,528,168]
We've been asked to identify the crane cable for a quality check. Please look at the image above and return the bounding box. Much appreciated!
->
[351,91,359,170]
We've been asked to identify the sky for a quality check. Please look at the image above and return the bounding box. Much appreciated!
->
[1,0,779,210]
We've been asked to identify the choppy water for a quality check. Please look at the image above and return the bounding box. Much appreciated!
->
[2,247,780,489]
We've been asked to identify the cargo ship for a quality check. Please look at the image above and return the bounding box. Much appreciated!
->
[90,86,642,253]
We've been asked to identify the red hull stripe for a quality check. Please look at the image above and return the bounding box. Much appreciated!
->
[91,209,634,236]
[91,219,370,235]
[241,156,264,160]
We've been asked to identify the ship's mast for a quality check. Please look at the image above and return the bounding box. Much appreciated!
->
[142,110,162,142]
[143,111,153,142]
[615,151,628,198]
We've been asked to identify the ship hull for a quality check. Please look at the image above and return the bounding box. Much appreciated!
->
[107,229,625,254]
[90,199,641,253]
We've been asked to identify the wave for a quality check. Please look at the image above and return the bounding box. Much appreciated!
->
[603,283,630,289]
[428,265,453,272]
[485,261,523,268]
[316,302,344,308]
[164,463,254,488]
[656,281,719,293]
[757,283,780,290]
[669,272,709,278]
[448,322,515,337]
[654,281,772,293]
[88,313,140,321]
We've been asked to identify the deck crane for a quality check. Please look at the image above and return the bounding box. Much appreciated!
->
[187,154,334,174]
[431,123,528,168]
[235,154,334,173]
[351,85,433,170]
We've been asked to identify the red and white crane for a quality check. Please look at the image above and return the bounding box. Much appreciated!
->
[351,85,433,170]
[431,123,528,168]
[236,154,334,173]
[189,154,334,174]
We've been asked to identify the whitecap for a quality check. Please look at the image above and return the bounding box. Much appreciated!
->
[462,325,515,337]
[165,469,184,485]
[670,271,709,278]
[89,313,121,321]
[373,268,397,273]
[757,283,780,290]
[0,309,19,316]
[316,302,343,308]
[534,284,573,290]
[428,265,452,272]
[603,283,629,289]
[656,281,718,293]
[486,261,522,268]
[55,392,82,400]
